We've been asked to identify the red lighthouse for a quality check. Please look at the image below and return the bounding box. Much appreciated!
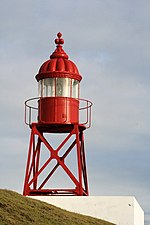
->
[23,32,92,196]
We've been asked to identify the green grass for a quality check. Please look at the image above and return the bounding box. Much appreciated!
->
[0,189,116,225]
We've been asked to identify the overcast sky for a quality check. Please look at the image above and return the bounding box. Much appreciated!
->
[0,0,150,224]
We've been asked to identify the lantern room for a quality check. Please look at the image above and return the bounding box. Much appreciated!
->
[36,32,82,125]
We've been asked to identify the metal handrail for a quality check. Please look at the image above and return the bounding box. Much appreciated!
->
[79,98,92,128]
[24,97,38,126]
[24,97,92,128]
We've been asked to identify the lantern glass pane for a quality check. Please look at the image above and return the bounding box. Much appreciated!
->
[56,78,70,97]
[38,80,42,96]
[72,79,79,98]
[42,78,55,97]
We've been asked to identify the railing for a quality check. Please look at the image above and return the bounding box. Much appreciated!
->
[25,97,93,129]
[79,98,92,128]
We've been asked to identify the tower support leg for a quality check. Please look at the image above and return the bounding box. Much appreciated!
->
[23,123,89,196]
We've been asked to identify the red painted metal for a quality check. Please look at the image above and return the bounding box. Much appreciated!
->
[23,33,92,196]
[24,97,92,130]
[36,32,82,82]
[38,97,79,124]
[23,123,89,196]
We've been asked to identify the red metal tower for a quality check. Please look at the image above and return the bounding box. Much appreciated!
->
[23,32,92,196]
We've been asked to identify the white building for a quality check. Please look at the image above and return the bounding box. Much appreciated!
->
[31,196,144,225]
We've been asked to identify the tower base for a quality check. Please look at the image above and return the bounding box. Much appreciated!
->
[23,123,89,196]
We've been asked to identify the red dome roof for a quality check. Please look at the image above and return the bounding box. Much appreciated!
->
[36,32,82,81]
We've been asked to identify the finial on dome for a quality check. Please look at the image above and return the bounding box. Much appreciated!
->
[50,32,68,59]
[55,32,64,46]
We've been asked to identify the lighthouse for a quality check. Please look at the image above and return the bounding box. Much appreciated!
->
[23,32,92,196]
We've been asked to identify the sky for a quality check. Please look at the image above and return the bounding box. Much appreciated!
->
[0,0,150,223]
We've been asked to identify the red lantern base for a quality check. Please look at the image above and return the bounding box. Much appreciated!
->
[23,123,89,196]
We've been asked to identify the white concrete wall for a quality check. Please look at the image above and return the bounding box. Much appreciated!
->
[134,198,144,225]
[31,196,144,225]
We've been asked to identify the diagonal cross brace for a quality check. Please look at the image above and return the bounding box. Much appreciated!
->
[28,125,79,188]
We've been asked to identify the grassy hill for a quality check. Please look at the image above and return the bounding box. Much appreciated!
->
[0,189,116,225]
